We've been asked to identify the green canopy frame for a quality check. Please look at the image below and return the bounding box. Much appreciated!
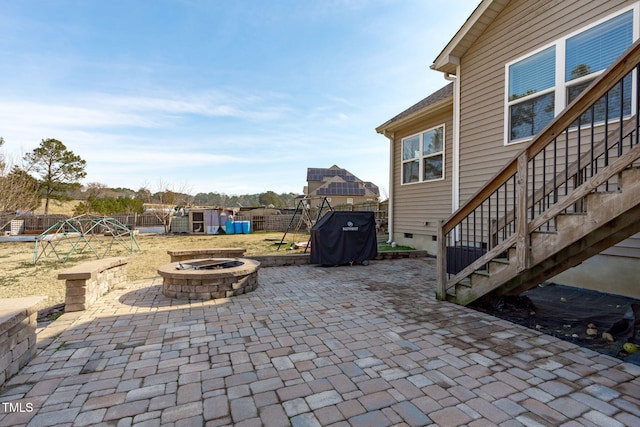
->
[33,215,140,264]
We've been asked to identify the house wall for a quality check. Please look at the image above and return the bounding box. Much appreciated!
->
[307,181,323,194]
[457,0,639,296]
[326,195,378,206]
[458,0,633,203]
[302,195,375,207]
[551,255,640,298]
[391,106,453,254]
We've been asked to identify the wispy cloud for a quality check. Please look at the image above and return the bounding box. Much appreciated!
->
[0,0,480,194]
[0,87,293,141]
[90,89,292,121]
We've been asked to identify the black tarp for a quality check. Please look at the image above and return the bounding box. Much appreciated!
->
[310,211,378,265]
[472,284,640,365]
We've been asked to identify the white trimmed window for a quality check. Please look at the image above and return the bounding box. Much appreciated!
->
[506,7,636,144]
[401,124,445,184]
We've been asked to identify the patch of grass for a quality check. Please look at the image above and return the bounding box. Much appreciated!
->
[378,242,415,251]
[32,200,80,215]
[0,231,300,307]
[15,259,78,273]
[47,310,65,322]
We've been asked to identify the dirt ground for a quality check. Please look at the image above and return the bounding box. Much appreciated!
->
[0,231,309,309]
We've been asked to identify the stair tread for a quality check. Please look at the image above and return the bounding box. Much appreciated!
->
[446,165,640,305]
[459,277,472,287]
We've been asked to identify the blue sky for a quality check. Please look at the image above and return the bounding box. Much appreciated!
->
[0,0,479,197]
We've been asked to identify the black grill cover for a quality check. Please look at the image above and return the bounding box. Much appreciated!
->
[310,211,378,265]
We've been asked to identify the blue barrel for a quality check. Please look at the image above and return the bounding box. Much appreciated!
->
[242,221,251,234]
[226,220,235,235]
[234,221,243,234]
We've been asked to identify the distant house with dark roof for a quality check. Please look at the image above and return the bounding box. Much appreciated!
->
[304,165,379,205]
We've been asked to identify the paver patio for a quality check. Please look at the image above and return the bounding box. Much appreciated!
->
[1,258,639,426]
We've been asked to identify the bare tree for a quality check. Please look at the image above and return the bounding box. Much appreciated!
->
[84,182,109,198]
[139,180,193,233]
[0,138,41,214]
[0,167,41,213]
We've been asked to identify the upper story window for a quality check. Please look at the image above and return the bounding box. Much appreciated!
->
[508,46,556,141]
[401,125,445,184]
[506,8,635,144]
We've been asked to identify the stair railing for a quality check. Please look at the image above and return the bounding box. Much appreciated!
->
[437,39,640,301]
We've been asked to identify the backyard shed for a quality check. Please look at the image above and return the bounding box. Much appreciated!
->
[171,207,236,234]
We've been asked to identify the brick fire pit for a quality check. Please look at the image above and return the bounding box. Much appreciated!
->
[157,258,260,300]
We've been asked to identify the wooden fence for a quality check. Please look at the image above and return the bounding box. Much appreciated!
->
[0,213,166,234]
[237,201,389,233]
[1,202,389,235]
[235,214,307,233]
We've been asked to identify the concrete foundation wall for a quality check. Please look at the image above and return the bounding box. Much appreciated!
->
[551,254,640,300]
[392,232,438,256]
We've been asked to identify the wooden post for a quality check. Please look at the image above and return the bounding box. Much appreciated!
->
[516,154,530,272]
[436,219,447,300]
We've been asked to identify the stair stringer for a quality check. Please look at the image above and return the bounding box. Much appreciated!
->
[451,166,640,305]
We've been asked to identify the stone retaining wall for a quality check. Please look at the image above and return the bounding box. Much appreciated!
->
[58,257,128,312]
[0,296,46,387]
[248,253,311,267]
[168,248,246,263]
[247,250,429,267]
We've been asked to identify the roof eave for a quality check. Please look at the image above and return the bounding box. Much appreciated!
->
[376,97,453,134]
[431,0,509,73]
[430,56,460,75]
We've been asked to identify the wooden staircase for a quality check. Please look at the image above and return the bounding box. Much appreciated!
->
[437,39,640,306]
[449,166,640,305]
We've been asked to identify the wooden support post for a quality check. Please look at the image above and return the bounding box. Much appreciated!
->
[436,219,447,300]
[516,154,530,272]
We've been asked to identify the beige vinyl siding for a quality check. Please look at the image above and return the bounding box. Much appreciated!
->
[392,107,453,246]
[307,181,322,194]
[457,0,638,256]
[458,0,632,204]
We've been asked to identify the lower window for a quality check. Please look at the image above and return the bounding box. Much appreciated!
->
[401,125,445,184]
